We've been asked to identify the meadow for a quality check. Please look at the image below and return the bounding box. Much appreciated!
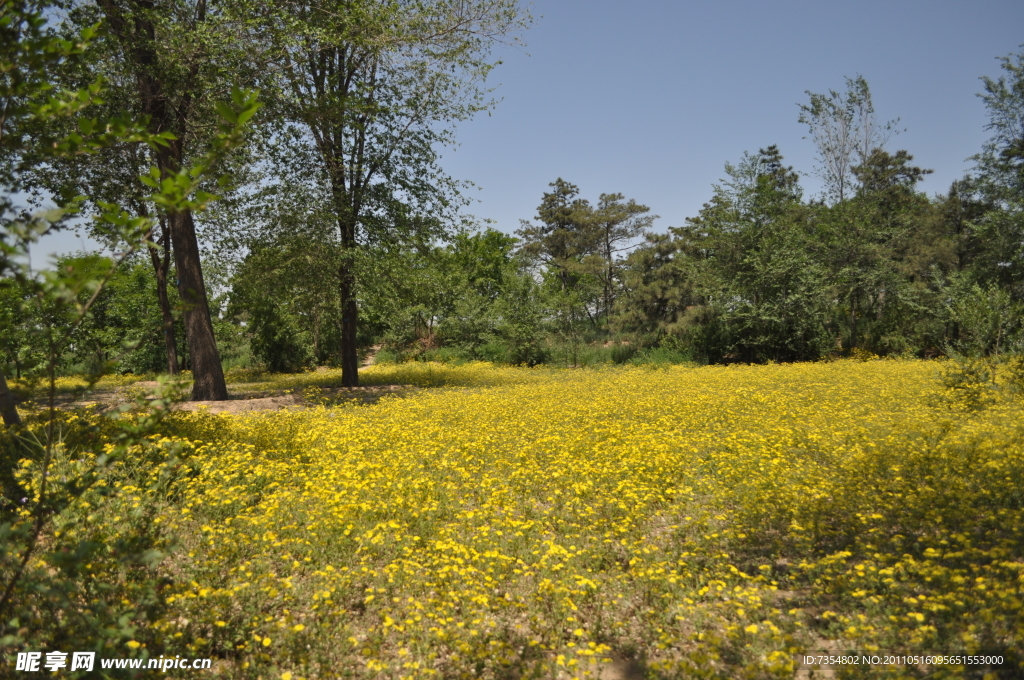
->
[13,359,1024,678]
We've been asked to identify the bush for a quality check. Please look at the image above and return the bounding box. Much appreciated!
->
[630,346,693,366]
[610,343,638,364]
[248,305,316,373]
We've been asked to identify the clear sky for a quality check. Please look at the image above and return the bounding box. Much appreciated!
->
[28,0,1024,266]
[440,0,1024,233]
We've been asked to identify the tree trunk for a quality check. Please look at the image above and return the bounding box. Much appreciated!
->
[170,210,227,400]
[145,215,180,375]
[849,293,858,350]
[605,231,614,328]
[153,254,180,375]
[335,185,359,386]
[0,371,21,427]
[339,261,359,387]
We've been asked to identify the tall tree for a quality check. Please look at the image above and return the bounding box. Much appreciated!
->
[936,178,990,275]
[614,231,700,349]
[259,0,529,386]
[516,178,595,289]
[844,149,937,353]
[22,107,184,375]
[798,76,899,203]
[230,234,342,372]
[82,0,258,399]
[971,47,1024,296]
[1,0,101,425]
[2,0,257,422]
[587,193,655,324]
[516,178,601,362]
[693,146,830,361]
[975,48,1024,200]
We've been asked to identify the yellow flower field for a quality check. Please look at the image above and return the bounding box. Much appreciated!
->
[41,360,1024,678]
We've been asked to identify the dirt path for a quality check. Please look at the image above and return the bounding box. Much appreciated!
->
[16,379,416,415]
[177,384,413,414]
[361,344,382,367]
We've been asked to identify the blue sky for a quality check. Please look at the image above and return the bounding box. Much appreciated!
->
[440,0,1024,232]
[29,0,1024,266]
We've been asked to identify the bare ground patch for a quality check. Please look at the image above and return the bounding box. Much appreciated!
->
[175,384,415,413]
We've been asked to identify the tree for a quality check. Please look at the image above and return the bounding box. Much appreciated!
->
[695,147,832,362]
[586,193,655,325]
[516,179,655,339]
[798,76,899,203]
[492,268,547,366]
[971,47,1024,296]
[230,235,343,372]
[0,276,45,381]
[358,230,514,360]
[841,149,938,354]
[24,120,185,374]
[614,231,700,349]
[975,48,1024,201]
[15,17,188,377]
[435,229,519,358]
[256,0,530,386]
[74,0,262,399]
[934,178,990,276]
[0,372,17,427]
[57,253,184,374]
[517,179,594,288]
[617,147,832,363]
[1,0,108,425]
[852,148,932,198]
[516,179,604,363]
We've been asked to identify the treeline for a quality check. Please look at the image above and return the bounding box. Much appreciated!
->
[239,141,1022,369]
[352,69,1024,366]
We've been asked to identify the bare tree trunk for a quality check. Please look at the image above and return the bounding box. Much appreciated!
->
[605,231,614,328]
[849,293,858,350]
[170,210,227,400]
[339,261,359,387]
[335,183,360,386]
[0,371,21,427]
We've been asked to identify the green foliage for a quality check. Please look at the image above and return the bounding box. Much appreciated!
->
[245,0,531,385]
[0,277,48,380]
[356,229,550,366]
[939,354,999,409]
[618,147,835,363]
[629,345,692,366]
[516,179,652,338]
[971,47,1024,300]
[974,48,1024,203]
[228,238,338,372]
[944,277,1022,357]
[613,232,697,348]
[488,271,548,366]
[227,62,1024,374]
[53,255,184,376]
